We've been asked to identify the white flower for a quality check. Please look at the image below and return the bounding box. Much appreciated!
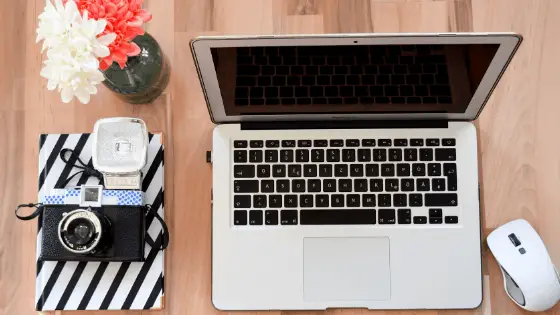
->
[36,0,116,104]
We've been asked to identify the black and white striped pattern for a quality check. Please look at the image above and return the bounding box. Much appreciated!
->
[36,133,165,311]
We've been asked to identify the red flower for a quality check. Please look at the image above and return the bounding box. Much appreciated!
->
[68,0,152,70]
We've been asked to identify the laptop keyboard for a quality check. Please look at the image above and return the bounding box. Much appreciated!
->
[232,138,459,226]
[234,45,452,106]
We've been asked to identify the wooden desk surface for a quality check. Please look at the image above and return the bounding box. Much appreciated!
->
[2,0,560,314]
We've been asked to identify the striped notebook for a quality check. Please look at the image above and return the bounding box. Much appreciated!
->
[36,133,165,311]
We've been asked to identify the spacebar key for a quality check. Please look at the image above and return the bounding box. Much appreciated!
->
[425,193,458,206]
[301,209,376,225]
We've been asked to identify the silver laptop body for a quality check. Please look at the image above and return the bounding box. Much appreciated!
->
[191,33,522,310]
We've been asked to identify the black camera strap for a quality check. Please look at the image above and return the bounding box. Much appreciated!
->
[143,205,169,250]
[15,203,44,221]
[59,148,104,187]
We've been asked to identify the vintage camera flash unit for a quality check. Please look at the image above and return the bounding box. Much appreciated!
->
[92,118,148,190]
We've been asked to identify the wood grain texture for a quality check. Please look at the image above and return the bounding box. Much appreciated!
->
[1,0,560,314]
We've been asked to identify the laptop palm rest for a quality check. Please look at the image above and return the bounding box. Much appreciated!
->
[303,237,391,302]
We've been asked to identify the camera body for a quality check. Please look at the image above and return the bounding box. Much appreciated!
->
[39,186,146,262]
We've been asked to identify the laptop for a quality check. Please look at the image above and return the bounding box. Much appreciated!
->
[191,33,522,310]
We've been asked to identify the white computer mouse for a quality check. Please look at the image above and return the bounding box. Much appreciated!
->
[487,219,560,312]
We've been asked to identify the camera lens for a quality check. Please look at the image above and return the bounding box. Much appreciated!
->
[58,209,110,254]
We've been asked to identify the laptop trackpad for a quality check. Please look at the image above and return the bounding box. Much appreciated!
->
[303,237,391,302]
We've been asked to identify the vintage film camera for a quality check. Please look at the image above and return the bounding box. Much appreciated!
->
[40,118,152,262]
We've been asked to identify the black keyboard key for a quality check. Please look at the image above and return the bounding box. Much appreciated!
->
[308,179,321,192]
[417,178,430,191]
[300,195,314,207]
[442,138,456,146]
[428,163,441,176]
[425,193,458,206]
[447,174,457,191]
[357,149,371,162]
[323,179,336,192]
[346,139,360,147]
[330,139,344,147]
[386,179,399,192]
[445,216,459,224]
[234,140,248,148]
[277,180,289,192]
[378,139,392,147]
[342,149,356,162]
[378,194,391,207]
[338,179,352,192]
[272,165,286,177]
[284,195,298,207]
[379,209,396,224]
[354,179,368,192]
[335,164,348,177]
[331,194,345,207]
[249,150,263,163]
[396,164,410,177]
[234,195,251,208]
[429,208,443,217]
[257,165,270,178]
[253,195,267,208]
[370,179,383,192]
[269,195,282,208]
[311,149,325,162]
[234,180,259,193]
[362,139,376,147]
[413,216,427,224]
[281,210,298,225]
[404,149,418,161]
[432,178,446,191]
[280,150,294,162]
[381,164,395,177]
[430,217,443,224]
[315,194,329,207]
[327,149,340,162]
[234,165,255,178]
[292,179,306,192]
[420,149,433,161]
[388,149,402,161]
[265,140,280,148]
[412,163,426,176]
[304,165,318,177]
[366,164,379,177]
[409,194,423,207]
[397,209,411,224]
[296,149,310,162]
[301,209,376,225]
[350,164,363,177]
[288,165,302,177]
[250,140,264,148]
[363,194,376,207]
[249,210,263,225]
[401,178,414,191]
[393,194,407,207]
[234,210,247,225]
[314,140,328,147]
[319,164,333,177]
[426,139,440,146]
[265,210,278,225]
[234,150,248,163]
[265,150,278,163]
[410,139,424,146]
[298,140,312,147]
[373,149,387,161]
[443,163,457,176]
[260,180,274,193]
[346,194,360,207]
[394,139,408,147]
[435,148,456,161]
[282,140,296,147]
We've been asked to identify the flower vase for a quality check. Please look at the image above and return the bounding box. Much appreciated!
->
[102,32,170,104]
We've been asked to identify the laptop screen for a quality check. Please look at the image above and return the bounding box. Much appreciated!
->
[210,44,499,116]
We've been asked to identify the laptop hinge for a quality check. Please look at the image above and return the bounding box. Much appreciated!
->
[241,120,448,130]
